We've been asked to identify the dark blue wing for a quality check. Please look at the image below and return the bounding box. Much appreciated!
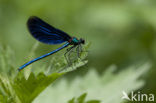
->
[27,16,71,44]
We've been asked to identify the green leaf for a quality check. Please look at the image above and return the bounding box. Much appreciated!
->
[0,43,89,103]
[86,100,100,103]
[77,93,87,103]
[68,97,75,103]
[0,46,16,77]
[12,72,64,103]
[46,42,90,73]
[0,75,17,103]
[68,93,101,103]
[34,63,151,103]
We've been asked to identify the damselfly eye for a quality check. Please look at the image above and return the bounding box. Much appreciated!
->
[80,38,85,44]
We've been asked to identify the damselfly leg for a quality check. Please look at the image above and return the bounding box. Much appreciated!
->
[64,43,87,66]
[64,46,75,66]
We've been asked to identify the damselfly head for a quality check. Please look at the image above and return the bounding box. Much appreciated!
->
[69,37,85,45]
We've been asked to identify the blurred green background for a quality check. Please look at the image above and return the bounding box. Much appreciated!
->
[0,0,156,103]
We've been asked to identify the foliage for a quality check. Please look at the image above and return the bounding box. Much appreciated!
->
[0,43,89,103]
[68,93,101,103]
[34,63,151,103]
[0,0,156,103]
